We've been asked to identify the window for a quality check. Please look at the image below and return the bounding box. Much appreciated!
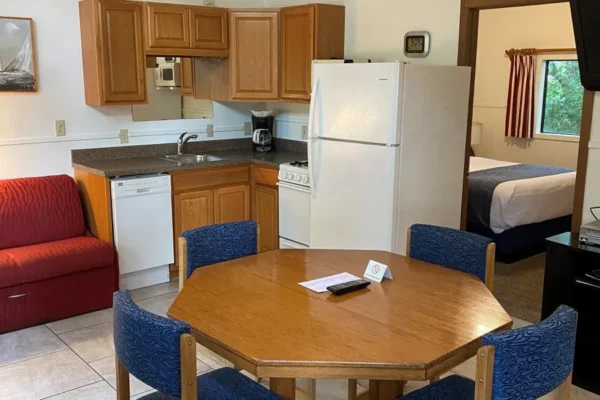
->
[535,54,584,140]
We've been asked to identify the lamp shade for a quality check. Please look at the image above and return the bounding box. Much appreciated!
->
[471,122,483,145]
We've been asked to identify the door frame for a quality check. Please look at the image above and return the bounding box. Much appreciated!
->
[458,0,594,233]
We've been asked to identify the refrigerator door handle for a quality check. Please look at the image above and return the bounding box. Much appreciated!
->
[308,77,320,200]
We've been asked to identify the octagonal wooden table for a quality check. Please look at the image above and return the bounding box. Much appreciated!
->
[168,249,512,400]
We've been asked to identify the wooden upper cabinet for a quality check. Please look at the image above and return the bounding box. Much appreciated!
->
[280,4,345,101]
[214,185,250,224]
[79,0,146,105]
[230,10,279,100]
[144,3,191,49]
[181,57,194,96]
[191,6,228,50]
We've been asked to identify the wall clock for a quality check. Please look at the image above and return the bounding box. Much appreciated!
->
[404,31,430,58]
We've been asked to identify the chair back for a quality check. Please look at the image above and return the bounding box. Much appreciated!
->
[182,221,258,278]
[408,224,492,284]
[482,305,577,399]
[113,291,190,397]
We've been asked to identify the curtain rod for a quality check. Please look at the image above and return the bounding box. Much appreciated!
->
[505,48,577,56]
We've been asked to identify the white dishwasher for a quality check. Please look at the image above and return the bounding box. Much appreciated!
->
[111,174,174,290]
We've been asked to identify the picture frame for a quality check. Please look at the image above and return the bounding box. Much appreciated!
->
[0,16,38,92]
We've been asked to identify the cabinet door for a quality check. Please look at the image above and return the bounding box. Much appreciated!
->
[230,11,279,100]
[190,6,228,50]
[280,6,314,101]
[255,185,279,252]
[214,185,250,224]
[181,57,194,96]
[173,189,214,271]
[145,3,191,49]
[98,0,146,104]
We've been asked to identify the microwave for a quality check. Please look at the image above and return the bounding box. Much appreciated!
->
[154,57,181,87]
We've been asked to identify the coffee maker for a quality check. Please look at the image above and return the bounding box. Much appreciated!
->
[251,110,275,153]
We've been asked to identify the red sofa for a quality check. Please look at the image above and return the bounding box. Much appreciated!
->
[0,175,118,333]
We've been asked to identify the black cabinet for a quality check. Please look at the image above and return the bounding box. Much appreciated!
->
[543,232,600,394]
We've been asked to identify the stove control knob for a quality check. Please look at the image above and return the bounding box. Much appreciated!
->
[302,176,309,184]
[295,175,302,182]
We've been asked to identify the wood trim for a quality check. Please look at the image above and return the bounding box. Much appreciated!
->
[180,333,198,400]
[178,236,188,291]
[572,90,595,232]
[466,0,565,8]
[485,243,496,292]
[74,169,113,244]
[474,345,495,400]
[458,3,479,230]
[556,372,573,400]
[270,378,296,400]
[115,357,130,400]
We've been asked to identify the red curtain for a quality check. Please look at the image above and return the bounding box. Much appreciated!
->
[505,49,536,139]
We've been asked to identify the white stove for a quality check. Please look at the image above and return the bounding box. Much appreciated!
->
[278,161,310,187]
[278,161,311,249]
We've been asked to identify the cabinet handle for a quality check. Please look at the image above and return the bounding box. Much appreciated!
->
[8,293,29,299]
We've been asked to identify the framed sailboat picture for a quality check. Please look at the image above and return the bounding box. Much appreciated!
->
[0,17,37,92]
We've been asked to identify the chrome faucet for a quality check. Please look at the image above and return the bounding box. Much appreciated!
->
[177,132,198,155]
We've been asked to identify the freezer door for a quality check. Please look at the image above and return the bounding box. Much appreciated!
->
[309,139,399,251]
[310,62,402,145]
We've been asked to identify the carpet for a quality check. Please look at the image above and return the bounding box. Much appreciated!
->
[493,254,545,323]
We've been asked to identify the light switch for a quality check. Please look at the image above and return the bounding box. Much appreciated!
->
[244,122,252,136]
[55,120,66,136]
[207,124,214,138]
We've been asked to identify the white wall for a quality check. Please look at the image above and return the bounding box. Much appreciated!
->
[0,0,261,179]
[472,4,578,169]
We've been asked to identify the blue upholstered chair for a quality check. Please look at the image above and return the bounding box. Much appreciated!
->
[178,221,258,290]
[397,305,578,400]
[113,290,282,400]
[407,224,495,291]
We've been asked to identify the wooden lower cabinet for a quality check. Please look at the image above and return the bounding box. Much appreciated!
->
[255,185,279,252]
[173,189,215,234]
[214,185,250,223]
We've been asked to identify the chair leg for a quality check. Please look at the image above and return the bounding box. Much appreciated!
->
[555,372,573,400]
[348,379,357,400]
[115,357,130,400]
[308,378,317,400]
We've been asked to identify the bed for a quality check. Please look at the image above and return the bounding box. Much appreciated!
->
[467,157,576,263]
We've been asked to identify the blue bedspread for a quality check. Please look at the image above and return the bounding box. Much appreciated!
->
[468,164,573,229]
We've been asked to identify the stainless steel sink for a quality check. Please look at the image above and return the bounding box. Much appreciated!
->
[158,154,224,164]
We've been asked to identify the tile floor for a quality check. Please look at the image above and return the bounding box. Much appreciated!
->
[0,281,598,400]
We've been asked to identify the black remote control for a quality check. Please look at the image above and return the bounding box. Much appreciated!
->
[327,279,371,295]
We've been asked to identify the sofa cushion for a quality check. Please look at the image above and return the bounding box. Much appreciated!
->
[0,236,115,289]
[0,175,85,249]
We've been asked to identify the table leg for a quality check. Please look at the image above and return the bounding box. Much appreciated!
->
[270,378,296,400]
[368,380,405,400]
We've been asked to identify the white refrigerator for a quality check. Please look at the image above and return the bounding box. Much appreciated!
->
[308,62,471,254]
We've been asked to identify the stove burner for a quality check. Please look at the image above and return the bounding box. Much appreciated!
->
[290,161,308,167]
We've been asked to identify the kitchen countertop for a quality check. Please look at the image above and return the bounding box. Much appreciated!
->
[72,149,306,177]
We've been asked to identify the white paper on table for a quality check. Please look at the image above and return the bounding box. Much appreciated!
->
[299,272,361,293]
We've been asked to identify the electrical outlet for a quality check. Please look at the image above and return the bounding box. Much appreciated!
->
[244,122,252,136]
[207,124,214,138]
[119,129,129,144]
[301,125,308,140]
[54,120,66,137]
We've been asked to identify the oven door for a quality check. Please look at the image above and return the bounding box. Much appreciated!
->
[278,181,311,247]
